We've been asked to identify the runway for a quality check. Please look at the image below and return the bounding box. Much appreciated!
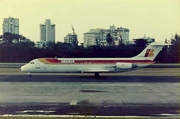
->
[0,68,180,116]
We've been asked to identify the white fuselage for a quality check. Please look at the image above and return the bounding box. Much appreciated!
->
[20,42,168,76]
[20,57,154,73]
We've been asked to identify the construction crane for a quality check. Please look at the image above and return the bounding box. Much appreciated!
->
[71,26,78,46]
[72,26,76,35]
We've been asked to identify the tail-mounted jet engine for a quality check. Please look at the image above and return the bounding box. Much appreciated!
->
[116,62,138,69]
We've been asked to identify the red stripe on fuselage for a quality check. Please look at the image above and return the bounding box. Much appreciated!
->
[46,58,61,63]
[42,58,154,64]
[74,60,154,64]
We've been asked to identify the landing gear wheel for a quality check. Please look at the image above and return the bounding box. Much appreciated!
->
[28,72,32,77]
[95,73,99,78]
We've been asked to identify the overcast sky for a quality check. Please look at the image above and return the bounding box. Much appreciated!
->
[0,0,179,43]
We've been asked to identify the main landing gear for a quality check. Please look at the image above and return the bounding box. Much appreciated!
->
[95,73,99,78]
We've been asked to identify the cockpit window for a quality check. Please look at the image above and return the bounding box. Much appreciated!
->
[30,62,34,64]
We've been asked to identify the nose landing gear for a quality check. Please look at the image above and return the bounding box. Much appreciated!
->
[28,72,32,77]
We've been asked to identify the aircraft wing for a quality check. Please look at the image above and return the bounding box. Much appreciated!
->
[81,69,110,73]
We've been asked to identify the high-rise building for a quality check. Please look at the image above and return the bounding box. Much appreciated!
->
[3,17,19,34]
[84,25,129,47]
[40,19,55,43]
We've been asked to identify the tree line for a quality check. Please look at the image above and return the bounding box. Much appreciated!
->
[0,32,179,63]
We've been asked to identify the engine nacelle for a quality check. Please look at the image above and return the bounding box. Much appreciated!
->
[116,62,137,69]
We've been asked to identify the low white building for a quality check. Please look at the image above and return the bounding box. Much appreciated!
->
[35,41,46,48]
[64,33,78,46]
[83,25,129,47]
[133,36,155,44]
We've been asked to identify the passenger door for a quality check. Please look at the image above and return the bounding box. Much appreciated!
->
[35,62,40,70]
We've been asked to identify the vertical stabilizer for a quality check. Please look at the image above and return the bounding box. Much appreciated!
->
[134,42,169,61]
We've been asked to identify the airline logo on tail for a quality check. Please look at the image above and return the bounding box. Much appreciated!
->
[144,49,154,57]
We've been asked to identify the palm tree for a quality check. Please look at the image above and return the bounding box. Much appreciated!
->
[106,33,113,46]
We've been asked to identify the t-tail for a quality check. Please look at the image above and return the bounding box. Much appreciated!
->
[133,42,169,61]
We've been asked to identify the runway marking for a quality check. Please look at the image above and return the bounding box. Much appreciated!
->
[80,89,107,92]
[70,100,77,105]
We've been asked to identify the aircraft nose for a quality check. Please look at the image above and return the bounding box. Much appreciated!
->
[20,65,26,72]
[20,65,24,71]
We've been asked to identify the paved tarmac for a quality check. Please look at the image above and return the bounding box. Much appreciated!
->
[0,68,180,116]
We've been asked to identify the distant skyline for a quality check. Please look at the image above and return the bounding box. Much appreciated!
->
[0,0,179,43]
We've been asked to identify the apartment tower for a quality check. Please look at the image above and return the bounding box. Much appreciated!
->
[3,17,19,34]
[40,19,55,43]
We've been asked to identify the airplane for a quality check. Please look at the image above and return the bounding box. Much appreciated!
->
[20,42,169,78]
